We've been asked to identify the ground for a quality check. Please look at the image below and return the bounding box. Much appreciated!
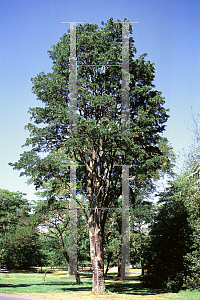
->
[0,267,199,300]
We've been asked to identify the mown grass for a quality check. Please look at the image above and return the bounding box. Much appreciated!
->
[0,267,199,299]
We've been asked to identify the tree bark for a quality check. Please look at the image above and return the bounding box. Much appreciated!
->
[84,146,106,292]
[62,250,71,277]
[63,250,82,284]
[140,242,144,276]
[117,251,122,278]
[88,208,105,292]
[0,249,2,272]
[138,222,144,276]
[141,257,144,276]
[104,252,112,277]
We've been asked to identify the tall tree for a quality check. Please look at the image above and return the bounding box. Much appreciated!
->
[10,17,173,292]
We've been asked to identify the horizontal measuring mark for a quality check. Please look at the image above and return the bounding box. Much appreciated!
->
[63,164,85,166]
[114,21,138,23]
[60,21,86,23]
[77,65,122,67]
[73,207,123,210]
[113,134,133,136]
[114,165,131,167]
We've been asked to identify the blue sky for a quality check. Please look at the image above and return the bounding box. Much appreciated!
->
[0,0,200,201]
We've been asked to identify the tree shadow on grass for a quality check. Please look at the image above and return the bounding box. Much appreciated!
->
[105,272,169,296]
[0,282,92,293]
[0,272,171,296]
[105,281,168,296]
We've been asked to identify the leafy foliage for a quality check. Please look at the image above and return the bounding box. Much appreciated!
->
[144,152,200,291]
[3,222,47,270]
[0,189,46,269]
[144,186,193,290]
[33,196,90,269]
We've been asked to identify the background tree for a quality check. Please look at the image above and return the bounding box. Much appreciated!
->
[2,214,47,270]
[143,180,193,291]
[129,190,156,276]
[39,234,68,270]
[143,112,200,291]
[10,17,173,292]
[103,199,122,278]
[34,198,90,274]
[103,188,156,278]
[180,148,200,290]
[0,189,31,270]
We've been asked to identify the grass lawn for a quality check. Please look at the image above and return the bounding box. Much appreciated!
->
[0,267,199,300]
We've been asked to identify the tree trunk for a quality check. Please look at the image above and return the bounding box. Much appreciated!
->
[92,256,105,292]
[139,234,144,276]
[63,250,82,284]
[0,249,2,272]
[104,252,112,277]
[140,242,144,276]
[88,209,105,292]
[68,261,74,275]
[117,251,122,278]
[141,257,144,276]
[86,149,105,292]
[62,251,71,277]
